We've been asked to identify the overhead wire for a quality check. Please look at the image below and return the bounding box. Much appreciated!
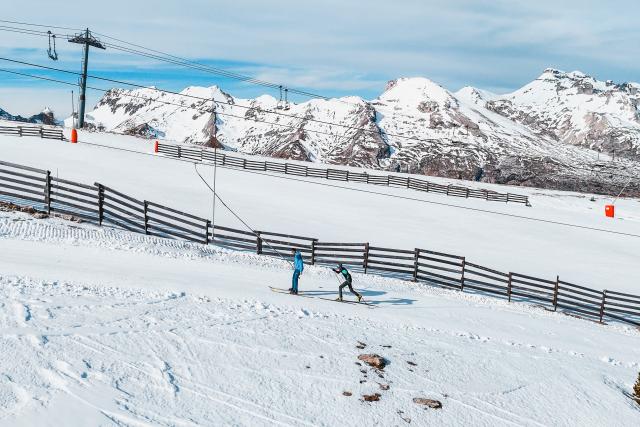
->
[0,19,82,31]
[2,48,637,181]
[2,23,639,181]
[2,65,639,186]
[0,56,450,147]
[2,21,640,160]
[1,22,638,184]
[0,20,441,125]
[29,134,639,240]
[192,163,294,267]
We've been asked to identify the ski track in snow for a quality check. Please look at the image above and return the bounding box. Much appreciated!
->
[1,211,640,426]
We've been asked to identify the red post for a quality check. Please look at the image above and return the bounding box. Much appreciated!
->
[154,140,159,153]
[70,128,78,143]
[605,205,614,218]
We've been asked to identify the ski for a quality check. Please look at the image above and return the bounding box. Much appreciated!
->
[316,296,374,307]
[268,287,375,307]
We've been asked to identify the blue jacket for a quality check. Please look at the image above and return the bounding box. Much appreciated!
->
[294,251,304,273]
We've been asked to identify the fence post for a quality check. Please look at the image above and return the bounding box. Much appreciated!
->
[96,183,104,225]
[205,220,211,244]
[45,170,52,214]
[599,290,607,323]
[311,239,317,265]
[506,193,511,204]
[39,127,43,138]
[507,273,513,302]
[143,201,149,235]
[256,231,263,254]
[305,166,308,177]
[387,175,390,187]
[346,170,350,182]
[177,146,181,158]
[553,276,559,311]
[365,173,369,184]
[243,158,247,169]
[363,243,370,273]
[460,257,466,291]
[413,248,420,282]
[425,180,430,192]
[284,163,288,174]
[465,188,469,198]
[446,185,451,195]
[406,177,410,189]
[325,169,329,179]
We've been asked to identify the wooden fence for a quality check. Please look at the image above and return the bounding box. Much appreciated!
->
[0,124,64,141]
[155,142,531,206]
[1,159,638,327]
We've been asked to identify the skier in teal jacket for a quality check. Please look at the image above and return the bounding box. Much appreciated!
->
[333,263,362,302]
[289,249,304,294]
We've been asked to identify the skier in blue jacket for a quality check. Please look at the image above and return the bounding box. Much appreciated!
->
[289,248,304,294]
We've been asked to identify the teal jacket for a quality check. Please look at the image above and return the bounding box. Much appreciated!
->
[333,266,351,282]
[294,251,304,273]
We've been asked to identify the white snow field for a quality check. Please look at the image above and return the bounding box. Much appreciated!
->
[1,128,639,292]
[0,210,639,426]
[1,128,640,425]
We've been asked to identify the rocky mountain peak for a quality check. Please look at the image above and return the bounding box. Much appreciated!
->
[62,68,640,196]
[378,77,458,112]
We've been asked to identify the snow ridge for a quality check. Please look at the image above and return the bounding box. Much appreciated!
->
[76,70,640,196]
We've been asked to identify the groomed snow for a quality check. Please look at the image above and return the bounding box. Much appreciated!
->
[1,130,639,294]
[0,210,639,426]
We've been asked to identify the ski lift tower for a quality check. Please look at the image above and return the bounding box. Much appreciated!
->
[68,28,105,128]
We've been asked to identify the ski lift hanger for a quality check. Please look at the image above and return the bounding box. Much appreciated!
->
[47,30,58,61]
[276,85,291,110]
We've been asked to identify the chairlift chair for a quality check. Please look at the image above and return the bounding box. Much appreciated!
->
[276,85,284,110]
[283,88,290,110]
[47,31,59,61]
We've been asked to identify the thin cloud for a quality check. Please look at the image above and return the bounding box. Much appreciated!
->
[0,0,638,115]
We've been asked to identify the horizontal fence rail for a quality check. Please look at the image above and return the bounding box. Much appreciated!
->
[0,124,64,141]
[50,177,99,222]
[508,272,556,307]
[156,142,530,206]
[0,160,48,211]
[2,159,638,328]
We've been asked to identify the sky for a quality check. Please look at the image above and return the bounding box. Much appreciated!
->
[0,0,639,117]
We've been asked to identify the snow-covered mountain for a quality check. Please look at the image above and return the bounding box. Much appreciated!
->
[0,106,57,125]
[487,69,640,159]
[79,70,640,196]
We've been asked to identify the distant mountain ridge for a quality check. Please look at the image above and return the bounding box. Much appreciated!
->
[73,69,640,195]
[0,106,57,126]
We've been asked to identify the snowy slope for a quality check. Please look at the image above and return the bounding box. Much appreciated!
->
[1,210,639,426]
[72,70,640,196]
[1,131,639,294]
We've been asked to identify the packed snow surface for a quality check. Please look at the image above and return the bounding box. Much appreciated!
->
[1,130,640,425]
[0,210,639,426]
[1,130,639,293]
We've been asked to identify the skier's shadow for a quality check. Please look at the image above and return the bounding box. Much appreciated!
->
[368,297,417,306]
[305,289,416,306]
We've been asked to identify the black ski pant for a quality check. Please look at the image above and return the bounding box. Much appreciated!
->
[339,279,360,299]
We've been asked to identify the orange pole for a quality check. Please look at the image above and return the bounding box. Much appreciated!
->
[605,205,615,218]
[71,128,78,143]
[154,140,159,153]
